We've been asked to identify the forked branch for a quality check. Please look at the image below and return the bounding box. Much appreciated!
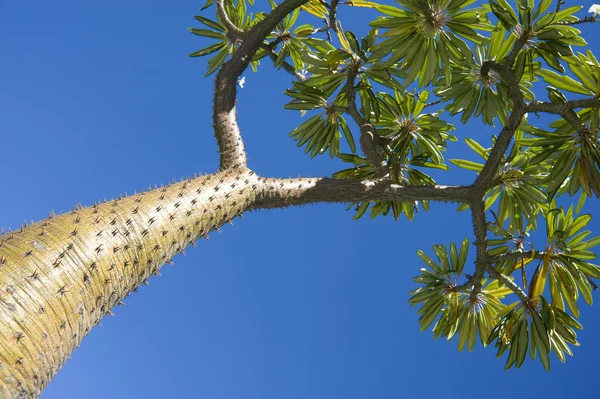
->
[210,0,599,304]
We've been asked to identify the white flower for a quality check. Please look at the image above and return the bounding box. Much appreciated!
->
[237,76,246,88]
[589,4,600,15]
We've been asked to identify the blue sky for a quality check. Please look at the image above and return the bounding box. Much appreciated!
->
[2,0,600,398]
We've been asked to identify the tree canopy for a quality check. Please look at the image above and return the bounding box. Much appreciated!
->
[187,0,600,371]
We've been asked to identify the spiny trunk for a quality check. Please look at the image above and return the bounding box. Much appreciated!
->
[0,166,465,398]
[0,168,259,398]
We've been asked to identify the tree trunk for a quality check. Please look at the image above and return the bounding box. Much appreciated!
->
[0,168,258,398]
[0,162,468,397]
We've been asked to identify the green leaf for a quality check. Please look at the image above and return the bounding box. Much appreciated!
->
[188,28,226,39]
[413,90,429,116]
[451,159,484,172]
[201,0,215,10]
[339,117,356,153]
[205,44,231,76]
[565,214,592,238]
[464,138,488,159]
[194,15,225,31]
[189,42,227,57]
[537,69,594,95]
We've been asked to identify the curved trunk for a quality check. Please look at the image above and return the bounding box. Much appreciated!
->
[0,168,258,398]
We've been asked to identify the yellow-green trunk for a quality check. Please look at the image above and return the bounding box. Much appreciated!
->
[0,169,258,398]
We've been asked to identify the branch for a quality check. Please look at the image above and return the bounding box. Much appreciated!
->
[346,69,390,177]
[267,51,305,80]
[528,98,600,132]
[213,1,247,171]
[213,0,310,171]
[558,15,597,25]
[528,98,600,113]
[263,36,306,81]
[236,0,310,62]
[491,250,546,263]
[504,32,530,67]
[485,264,530,303]
[468,200,489,300]
[329,0,340,31]
[473,61,526,189]
[216,0,244,41]
[423,98,444,109]
[255,177,472,209]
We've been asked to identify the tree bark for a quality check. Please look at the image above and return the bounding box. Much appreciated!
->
[0,162,471,397]
[0,168,259,398]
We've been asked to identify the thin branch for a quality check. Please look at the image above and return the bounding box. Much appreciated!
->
[468,200,489,300]
[267,49,305,80]
[473,61,526,189]
[504,32,530,67]
[346,69,390,177]
[216,0,244,41]
[255,176,472,209]
[235,0,310,64]
[528,98,600,133]
[485,264,530,303]
[262,39,388,178]
[263,35,306,81]
[423,98,444,109]
[528,98,600,113]
[329,0,340,31]
[491,250,546,263]
[558,15,597,25]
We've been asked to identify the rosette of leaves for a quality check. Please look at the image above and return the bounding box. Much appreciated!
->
[332,90,456,220]
[263,0,405,89]
[285,80,355,158]
[487,298,582,370]
[488,205,600,312]
[487,221,536,282]
[280,33,384,159]
[369,0,492,87]
[518,108,600,199]
[490,0,586,76]
[374,90,456,169]
[254,2,313,73]
[523,52,600,198]
[188,0,264,76]
[452,134,548,234]
[283,22,437,162]
[485,205,600,369]
[434,24,538,126]
[541,205,600,316]
[410,240,511,352]
[290,24,406,94]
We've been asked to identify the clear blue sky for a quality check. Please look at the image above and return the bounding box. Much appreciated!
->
[1,1,600,398]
